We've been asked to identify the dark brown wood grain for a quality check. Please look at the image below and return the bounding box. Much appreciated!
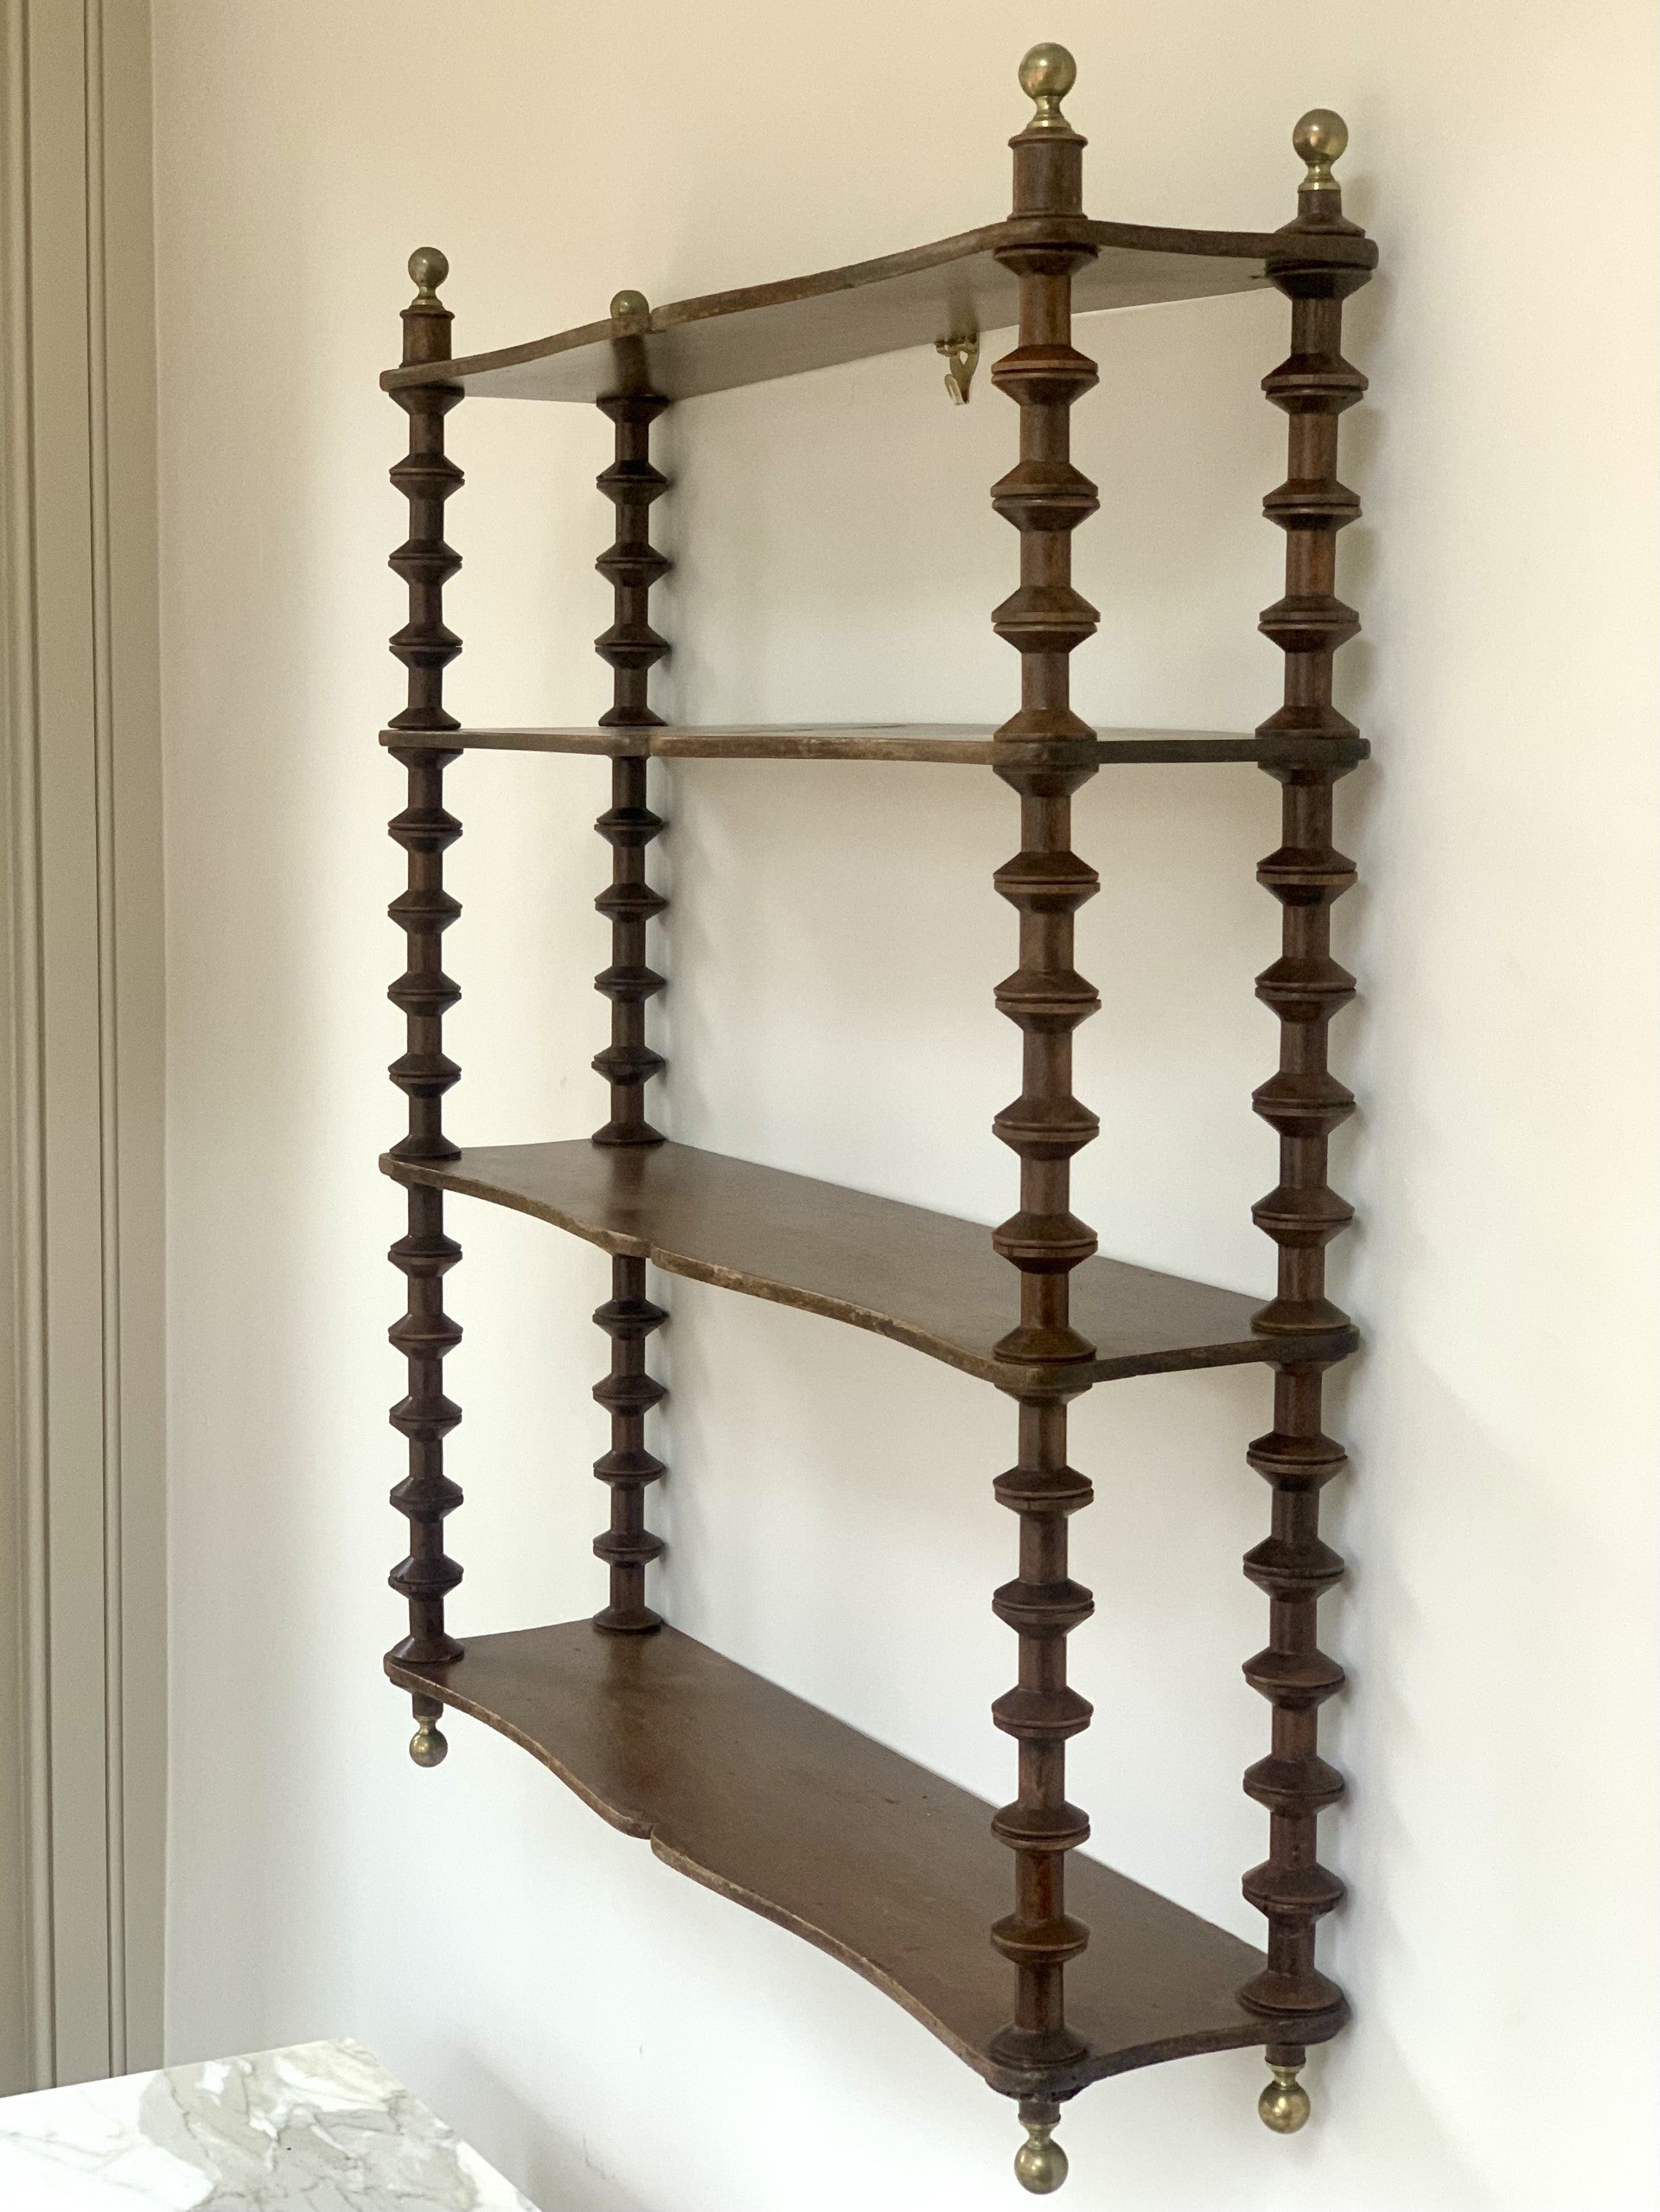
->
[386,1621,1342,2100]
[380,216,1370,407]
[384,260,466,1672]
[378,723,1370,769]
[380,1140,1354,1392]
[588,382,672,1631]
[591,390,669,1149]
[1236,146,1372,2051]
[979,76,1108,2081]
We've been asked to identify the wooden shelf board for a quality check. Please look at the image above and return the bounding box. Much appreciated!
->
[387,1620,1306,2096]
[379,218,1352,406]
[380,724,1369,770]
[384,723,997,763]
[380,1140,1344,1390]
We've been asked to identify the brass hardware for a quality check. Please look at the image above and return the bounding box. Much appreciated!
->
[610,289,650,331]
[1014,2121,1068,2194]
[409,1701,448,1768]
[936,333,979,405]
[1017,41,1077,132]
[1258,2062,1312,2133]
[407,246,449,304]
[1292,108,1348,194]
[1013,2100,1069,2193]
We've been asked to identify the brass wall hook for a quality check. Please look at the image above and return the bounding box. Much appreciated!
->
[936,333,979,405]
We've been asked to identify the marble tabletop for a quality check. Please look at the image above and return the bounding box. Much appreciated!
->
[0,2038,540,2209]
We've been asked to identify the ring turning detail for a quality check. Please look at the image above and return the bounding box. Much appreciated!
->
[991,44,1102,2190]
[386,243,466,1754]
[1242,97,1363,2132]
[590,341,672,1634]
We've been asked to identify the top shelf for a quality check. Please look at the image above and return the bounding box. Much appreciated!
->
[380,218,1375,406]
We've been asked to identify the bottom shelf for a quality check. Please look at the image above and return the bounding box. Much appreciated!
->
[388,1621,1310,2098]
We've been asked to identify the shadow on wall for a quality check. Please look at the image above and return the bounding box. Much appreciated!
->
[443,2043,656,2212]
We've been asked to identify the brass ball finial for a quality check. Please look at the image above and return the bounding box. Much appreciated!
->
[1018,42,1077,132]
[407,247,449,304]
[1258,2062,1312,2134]
[409,1713,448,1768]
[1013,2115,1069,2194]
[610,289,649,327]
[1293,109,1348,193]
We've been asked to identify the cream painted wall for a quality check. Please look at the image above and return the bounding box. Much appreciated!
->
[151,4,1658,2209]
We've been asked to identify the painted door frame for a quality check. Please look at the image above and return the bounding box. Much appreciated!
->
[0,0,164,2089]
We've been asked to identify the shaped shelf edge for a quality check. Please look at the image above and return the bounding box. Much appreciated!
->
[380,217,1373,405]
[386,1621,1342,2098]
[379,724,1370,771]
[380,1140,1354,1390]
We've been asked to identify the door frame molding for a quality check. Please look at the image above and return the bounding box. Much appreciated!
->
[0,0,163,2089]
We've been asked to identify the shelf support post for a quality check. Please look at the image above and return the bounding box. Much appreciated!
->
[1242,112,1372,2118]
[986,48,1101,2154]
[591,314,670,1633]
[385,250,466,1759]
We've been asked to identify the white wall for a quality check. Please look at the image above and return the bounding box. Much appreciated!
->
[151,5,1659,2209]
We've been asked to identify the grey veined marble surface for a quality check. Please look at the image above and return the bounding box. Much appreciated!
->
[0,2038,540,2209]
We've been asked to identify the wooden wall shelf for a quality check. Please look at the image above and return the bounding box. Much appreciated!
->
[385,1139,1354,1391]
[378,45,1374,2193]
[385,1622,1331,2099]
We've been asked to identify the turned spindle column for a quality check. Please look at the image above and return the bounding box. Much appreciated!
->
[386,248,465,1767]
[591,294,669,1634]
[986,47,1101,2195]
[1242,112,1373,2131]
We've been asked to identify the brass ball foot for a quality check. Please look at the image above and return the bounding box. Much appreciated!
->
[1258,2062,1311,2134]
[1013,2106,1069,2194]
[409,1714,448,1768]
